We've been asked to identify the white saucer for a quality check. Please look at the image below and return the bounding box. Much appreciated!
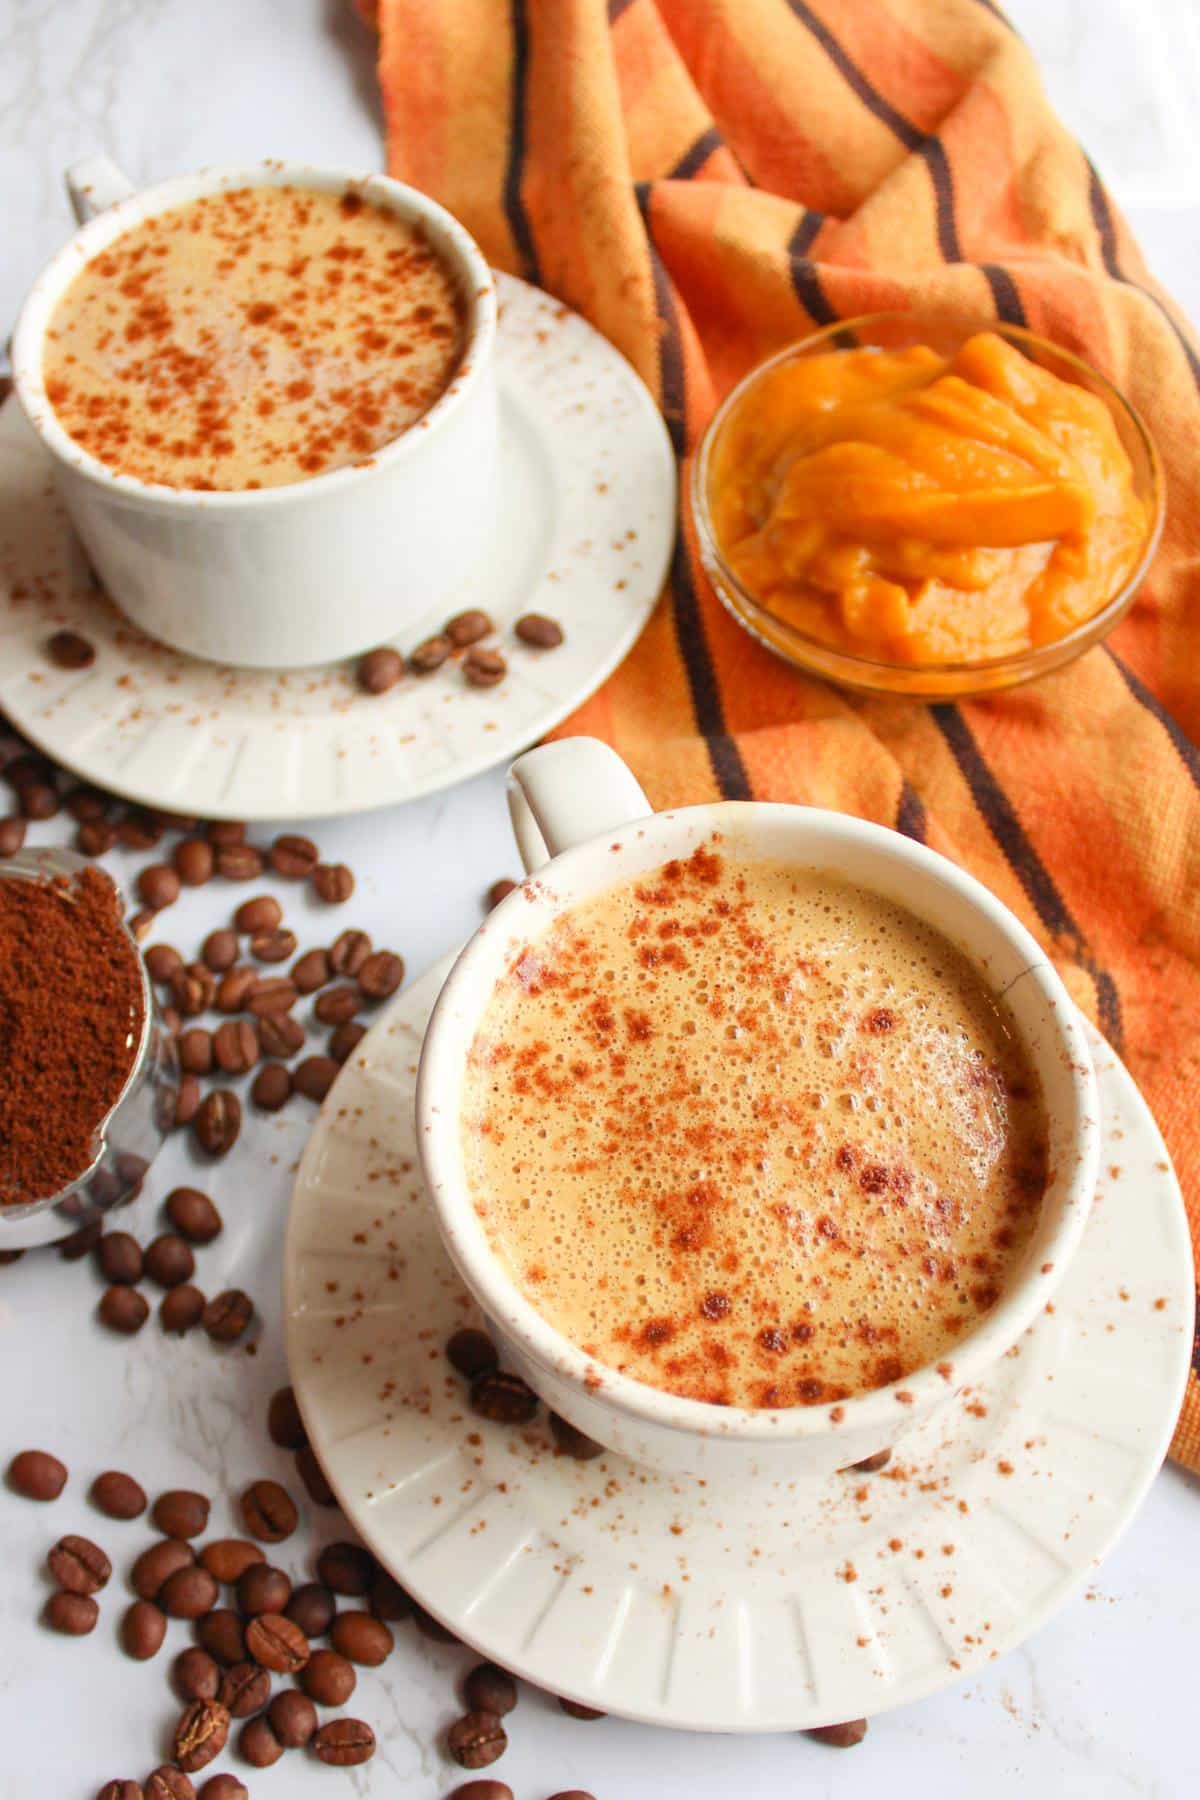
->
[0,275,674,820]
[283,958,1194,1734]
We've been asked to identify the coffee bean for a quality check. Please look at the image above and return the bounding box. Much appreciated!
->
[246,978,297,1017]
[313,983,360,1025]
[245,1612,309,1674]
[358,950,404,1000]
[48,1534,111,1594]
[250,1063,291,1111]
[216,966,258,1012]
[197,1609,246,1666]
[464,1663,517,1716]
[207,820,247,847]
[293,1446,335,1508]
[128,908,157,943]
[201,929,238,973]
[99,1285,150,1335]
[293,1055,338,1102]
[486,878,517,910]
[240,1479,297,1544]
[412,1603,458,1644]
[150,808,198,831]
[178,1028,214,1076]
[330,1610,393,1667]
[160,1564,219,1620]
[291,947,330,993]
[215,845,263,881]
[137,863,181,911]
[173,1076,201,1130]
[316,1542,374,1597]
[237,1715,283,1768]
[408,633,451,674]
[218,1661,270,1719]
[119,812,164,850]
[145,943,185,983]
[313,1718,375,1767]
[285,1582,335,1638]
[266,1387,307,1452]
[121,1599,166,1660]
[234,895,281,935]
[174,838,215,886]
[198,1778,246,1800]
[4,752,54,791]
[43,626,96,668]
[445,608,493,647]
[311,863,354,904]
[202,1290,254,1344]
[270,833,319,879]
[514,611,564,648]
[151,1490,210,1538]
[170,963,217,1016]
[328,1020,366,1063]
[213,1019,259,1074]
[199,1540,265,1584]
[250,926,297,964]
[447,1711,507,1769]
[91,1470,146,1520]
[95,1780,143,1800]
[237,1563,292,1616]
[328,928,372,975]
[845,1450,891,1474]
[78,818,118,856]
[174,1699,230,1773]
[806,1719,869,1748]
[368,1568,411,1623]
[44,1590,98,1634]
[192,1091,242,1157]
[0,1249,22,1266]
[256,1011,304,1057]
[450,1786,515,1800]
[0,816,26,854]
[61,1218,103,1261]
[144,1235,196,1291]
[549,1412,603,1461]
[267,1688,318,1748]
[558,1698,606,1720]
[446,1329,498,1379]
[96,1231,143,1286]
[144,1766,195,1799]
[470,1370,538,1425]
[160,1285,206,1335]
[165,1188,223,1245]
[300,1648,356,1706]
[21,780,60,820]
[546,1792,597,1800]
[358,646,404,694]
[131,1538,195,1601]
[463,646,506,687]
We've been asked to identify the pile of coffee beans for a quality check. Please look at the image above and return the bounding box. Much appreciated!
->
[355,607,564,697]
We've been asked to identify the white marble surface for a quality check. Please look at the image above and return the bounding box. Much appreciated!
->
[1,1,1199,1796]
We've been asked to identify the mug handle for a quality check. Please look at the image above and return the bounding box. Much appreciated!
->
[508,738,651,872]
[65,156,136,226]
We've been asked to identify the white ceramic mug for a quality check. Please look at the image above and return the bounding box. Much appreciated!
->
[417,738,1101,1479]
[11,157,498,669]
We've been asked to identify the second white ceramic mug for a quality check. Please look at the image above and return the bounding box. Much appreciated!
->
[417,737,1101,1480]
[11,157,499,669]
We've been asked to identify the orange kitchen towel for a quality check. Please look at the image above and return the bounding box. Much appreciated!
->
[370,0,1200,1466]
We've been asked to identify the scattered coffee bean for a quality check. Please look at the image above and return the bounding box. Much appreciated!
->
[131,1538,195,1601]
[358,646,404,693]
[300,1648,356,1706]
[806,1719,869,1748]
[245,1612,309,1674]
[358,950,403,1000]
[313,983,360,1025]
[445,608,493,648]
[546,1792,597,1800]
[95,1780,143,1800]
[46,629,95,668]
[514,611,564,648]
[201,928,238,973]
[192,1091,242,1157]
[198,1779,246,1800]
[237,1563,292,1617]
[165,1188,223,1246]
[0,815,27,854]
[250,1063,291,1111]
[246,977,297,1017]
[312,1718,375,1767]
[330,1610,393,1667]
[558,1698,606,1720]
[250,927,296,964]
[121,1599,167,1661]
[170,963,217,1017]
[97,1231,144,1286]
[21,780,60,820]
[99,1285,150,1335]
[216,966,258,1013]
[48,1533,111,1594]
[151,1489,210,1539]
[256,1011,305,1057]
[197,1609,246,1666]
[463,646,506,687]
[173,1076,201,1130]
[207,821,247,847]
[202,1290,254,1344]
[267,1387,307,1452]
[328,1020,366,1063]
[293,1056,338,1102]
[78,818,118,856]
[311,863,354,904]
[174,1700,230,1774]
[412,1603,458,1644]
[368,1568,411,1623]
[128,908,157,943]
[61,1218,103,1261]
[44,1589,99,1634]
[317,1541,374,1597]
[549,1412,603,1461]
[213,1019,259,1075]
[240,1479,297,1544]
[470,1370,538,1426]
[160,1285,206,1336]
[408,633,451,674]
[447,1711,507,1769]
[845,1450,891,1474]
[145,943,185,983]
[237,1714,283,1768]
[173,838,215,886]
[218,1661,270,1719]
[270,833,319,879]
[328,928,372,975]
[268,1688,318,1748]
[178,1028,214,1076]
[4,752,54,791]
[446,1329,499,1379]
[234,895,280,935]
[159,1563,219,1620]
[199,1539,264,1584]
[144,1235,196,1290]
[486,878,517,910]
[118,813,163,851]
[215,845,264,882]
[285,1582,335,1638]
[449,1786,514,1800]
[464,1663,517,1716]
[291,947,330,993]
[90,1470,146,1520]
[145,1769,194,1800]
[137,864,181,911]
[293,1446,335,1508]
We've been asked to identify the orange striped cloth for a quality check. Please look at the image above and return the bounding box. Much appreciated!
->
[368,0,1200,1467]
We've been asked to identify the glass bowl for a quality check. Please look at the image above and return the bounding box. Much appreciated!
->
[0,849,177,1250]
[690,312,1165,700]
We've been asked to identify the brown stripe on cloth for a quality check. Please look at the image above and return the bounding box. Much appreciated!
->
[502,0,542,283]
